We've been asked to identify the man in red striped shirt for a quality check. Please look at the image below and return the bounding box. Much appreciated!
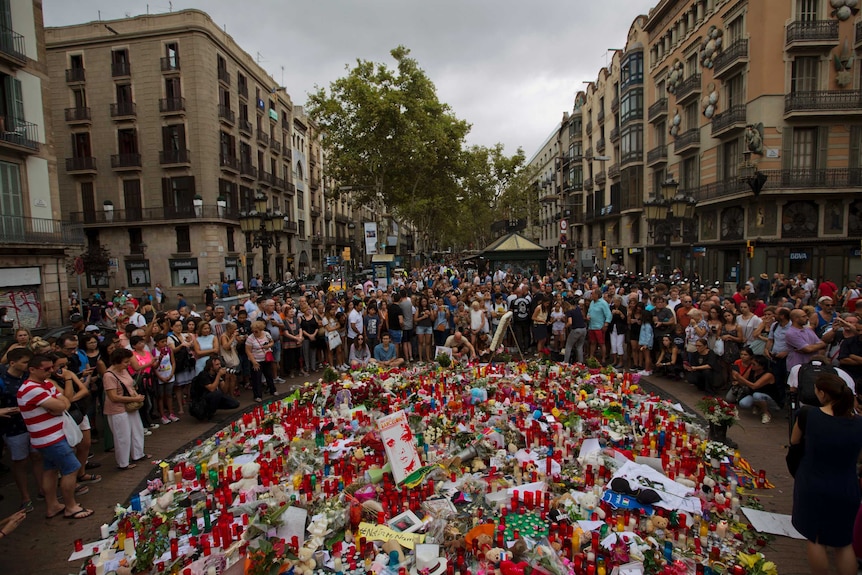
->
[16,356,92,519]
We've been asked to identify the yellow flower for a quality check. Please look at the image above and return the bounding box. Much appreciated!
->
[761,561,777,575]
[737,552,761,569]
[551,407,561,418]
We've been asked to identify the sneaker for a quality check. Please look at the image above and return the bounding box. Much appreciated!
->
[761,412,772,424]
[638,370,652,377]
[160,416,171,425]
[169,413,180,422]
[274,377,285,384]
[149,423,160,430]
[144,429,152,436]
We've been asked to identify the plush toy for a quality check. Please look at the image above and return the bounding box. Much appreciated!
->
[292,546,316,575]
[229,461,260,493]
[579,492,606,520]
[509,539,529,560]
[499,560,529,575]
[475,534,493,555]
[152,489,175,514]
[382,540,405,564]
[485,547,507,564]
[645,515,669,535]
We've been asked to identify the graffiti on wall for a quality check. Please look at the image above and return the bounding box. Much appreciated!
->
[0,288,43,329]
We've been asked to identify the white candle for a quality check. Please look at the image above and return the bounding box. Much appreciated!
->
[94,560,105,575]
[168,470,175,482]
[208,567,217,575]
[100,524,110,539]
[124,536,135,556]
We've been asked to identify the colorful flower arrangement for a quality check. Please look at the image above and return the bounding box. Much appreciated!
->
[697,396,739,427]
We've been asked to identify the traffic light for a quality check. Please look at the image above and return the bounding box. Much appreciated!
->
[600,240,607,259]
[746,240,754,259]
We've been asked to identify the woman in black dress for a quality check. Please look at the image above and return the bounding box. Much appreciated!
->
[791,373,862,575]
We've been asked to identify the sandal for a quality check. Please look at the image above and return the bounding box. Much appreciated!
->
[74,484,89,496]
[77,473,102,485]
[132,454,151,462]
[45,507,65,519]
[116,463,137,471]
[64,507,95,520]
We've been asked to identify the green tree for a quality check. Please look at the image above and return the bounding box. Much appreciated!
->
[306,46,470,236]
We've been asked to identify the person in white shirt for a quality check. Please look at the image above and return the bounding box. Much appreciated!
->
[123,302,146,328]
[347,300,364,349]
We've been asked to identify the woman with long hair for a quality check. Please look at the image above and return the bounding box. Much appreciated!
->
[791,373,862,575]
[193,321,220,376]
[246,320,275,402]
[322,303,340,369]
[219,322,239,397]
[415,296,434,362]
[627,301,643,372]
[281,306,303,379]
[655,335,679,378]
[1,328,30,364]
[168,319,195,416]
[608,295,627,368]
[531,296,551,354]
[103,348,147,470]
[348,333,372,369]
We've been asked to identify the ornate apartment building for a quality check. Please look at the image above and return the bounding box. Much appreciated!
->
[46,9,332,297]
[0,0,81,329]
[535,0,862,282]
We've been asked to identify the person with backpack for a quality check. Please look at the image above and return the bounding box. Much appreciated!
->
[788,355,855,408]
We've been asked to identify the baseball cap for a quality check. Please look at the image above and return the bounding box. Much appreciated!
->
[574,290,583,297]
[85,325,100,333]
[70,313,83,323]
[818,296,833,304]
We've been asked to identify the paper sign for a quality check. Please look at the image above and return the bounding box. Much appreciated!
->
[435,345,453,358]
[275,506,308,548]
[377,410,422,484]
[358,522,426,549]
[741,507,805,540]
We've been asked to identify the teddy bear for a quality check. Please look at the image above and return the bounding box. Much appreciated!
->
[151,489,175,514]
[292,546,316,575]
[485,547,507,565]
[578,492,606,520]
[644,515,669,536]
[229,461,260,493]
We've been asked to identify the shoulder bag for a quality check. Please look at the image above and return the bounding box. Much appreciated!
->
[107,371,143,413]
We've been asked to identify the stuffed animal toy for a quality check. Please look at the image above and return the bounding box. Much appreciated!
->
[645,515,669,535]
[229,461,260,493]
[578,492,606,520]
[485,547,507,564]
[292,546,316,575]
[152,489,175,514]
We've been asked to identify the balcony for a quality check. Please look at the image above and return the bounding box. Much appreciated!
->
[675,74,701,103]
[711,105,747,136]
[311,234,322,245]
[68,205,241,226]
[608,163,620,179]
[597,109,605,124]
[611,95,619,113]
[284,182,296,195]
[674,129,700,154]
[583,177,593,190]
[785,20,838,49]
[648,97,668,122]
[110,153,142,170]
[647,144,668,166]
[159,148,191,166]
[256,130,269,147]
[238,82,248,99]
[324,209,333,220]
[160,56,180,73]
[310,176,320,190]
[620,149,643,166]
[111,61,131,77]
[217,67,231,86]
[585,147,594,161]
[0,27,26,66]
[159,97,186,114]
[239,162,257,180]
[0,119,39,153]
[271,140,281,155]
[0,215,83,246]
[596,138,606,153]
[785,90,862,116]
[285,221,298,234]
[310,205,321,218]
[273,177,285,190]
[713,39,748,79]
[218,105,235,125]
[259,171,274,187]
[595,171,606,186]
[65,156,97,174]
[64,107,91,124]
[335,213,349,224]
[238,118,252,137]
[65,67,85,83]
[585,121,593,136]
[610,126,620,142]
[110,101,136,119]
[219,155,239,173]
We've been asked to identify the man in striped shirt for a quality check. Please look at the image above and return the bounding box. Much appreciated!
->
[16,356,93,520]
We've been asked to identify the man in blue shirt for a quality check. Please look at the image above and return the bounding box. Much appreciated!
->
[373,333,404,368]
[586,288,611,364]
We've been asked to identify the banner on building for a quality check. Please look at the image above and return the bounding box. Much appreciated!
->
[364,222,378,255]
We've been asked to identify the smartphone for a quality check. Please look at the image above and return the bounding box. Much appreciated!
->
[683,361,691,368]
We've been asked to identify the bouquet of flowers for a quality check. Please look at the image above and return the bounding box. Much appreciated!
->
[697,396,739,427]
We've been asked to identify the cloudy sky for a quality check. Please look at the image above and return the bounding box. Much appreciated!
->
[43,0,656,157]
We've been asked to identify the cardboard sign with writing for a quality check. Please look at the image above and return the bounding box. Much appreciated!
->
[358,522,426,549]
[377,410,422,484]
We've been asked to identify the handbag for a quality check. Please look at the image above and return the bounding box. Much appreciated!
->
[108,371,143,412]
[327,329,342,350]
[713,338,725,356]
[62,411,83,447]
[222,344,240,368]
[67,403,85,425]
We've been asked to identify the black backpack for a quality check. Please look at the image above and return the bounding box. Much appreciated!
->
[797,360,837,406]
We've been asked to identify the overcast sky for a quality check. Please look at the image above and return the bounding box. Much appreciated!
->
[43,0,656,158]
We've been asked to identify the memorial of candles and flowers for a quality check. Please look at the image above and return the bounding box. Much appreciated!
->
[75,361,779,575]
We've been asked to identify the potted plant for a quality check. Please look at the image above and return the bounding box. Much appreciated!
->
[193,194,203,217]
[103,200,114,222]
[697,396,739,446]
[216,195,227,218]
[436,352,452,368]
[585,357,601,374]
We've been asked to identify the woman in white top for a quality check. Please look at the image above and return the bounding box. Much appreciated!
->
[469,299,487,349]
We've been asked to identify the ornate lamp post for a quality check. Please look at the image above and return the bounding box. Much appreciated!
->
[643,177,697,274]
[239,192,285,283]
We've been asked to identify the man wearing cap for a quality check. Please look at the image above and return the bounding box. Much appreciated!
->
[756,273,771,302]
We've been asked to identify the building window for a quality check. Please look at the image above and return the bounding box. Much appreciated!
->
[621,51,643,88]
[126,259,151,287]
[725,73,745,108]
[165,42,179,67]
[80,181,95,220]
[727,16,744,42]
[296,190,303,210]
[722,139,739,180]
[792,127,817,169]
[116,83,132,105]
[162,176,195,218]
[72,87,87,109]
[220,131,235,161]
[237,73,247,98]
[175,225,191,253]
[0,161,22,230]
[72,132,91,158]
[652,167,666,197]
[219,178,238,216]
[655,122,666,146]
[123,179,142,221]
[240,185,254,211]
[686,52,698,76]
[169,258,199,286]
[128,227,143,254]
[117,128,138,155]
[165,76,181,99]
[791,57,819,93]
[226,227,235,252]
[796,0,819,21]
[298,219,305,236]
[620,88,643,124]
[620,124,643,163]
[684,103,698,130]
[682,156,699,190]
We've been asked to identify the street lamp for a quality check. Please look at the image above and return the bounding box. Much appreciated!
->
[239,191,286,282]
[644,177,697,274]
